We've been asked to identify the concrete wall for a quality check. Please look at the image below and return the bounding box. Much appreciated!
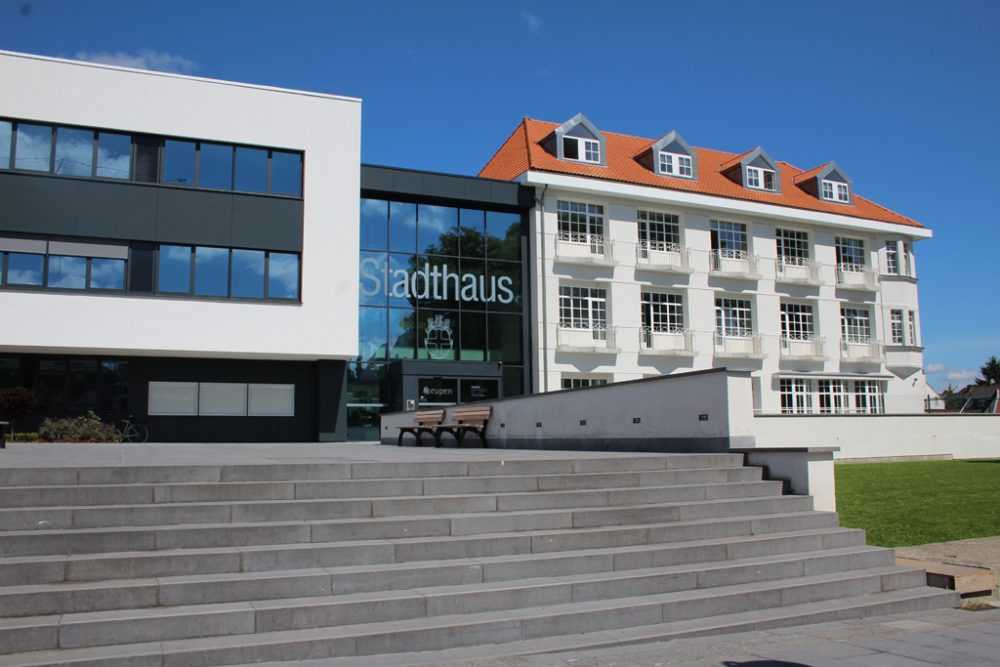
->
[382,368,756,452]
[754,414,1000,460]
[0,51,361,362]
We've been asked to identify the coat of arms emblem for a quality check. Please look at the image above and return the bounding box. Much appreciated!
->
[424,314,454,359]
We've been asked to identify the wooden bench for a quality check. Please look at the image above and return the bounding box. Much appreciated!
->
[396,410,445,447]
[437,406,492,448]
[0,421,7,449]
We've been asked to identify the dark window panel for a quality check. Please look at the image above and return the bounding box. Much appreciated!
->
[14,123,52,172]
[387,252,415,308]
[158,245,192,293]
[162,139,195,186]
[270,151,302,196]
[460,311,486,361]
[96,132,132,180]
[99,360,129,414]
[358,306,388,362]
[54,127,94,176]
[231,249,265,298]
[0,120,11,169]
[460,378,498,403]
[199,143,234,190]
[486,211,522,261]
[488,313,523,365]
[389,201,417,254]
[38,359,67,408]
[487,260,522,313]
[234,146,267,193]
[417,204,459,255]
[502,365,525,397]
[459,209,485,258]
[0,357,25,389]
[360,198,388,251]
[458,258,486,311]
[133,135,160,183]
[67,359,100,411]
[388,308,416,359]
[193,246,229,297]
[267,252,299,300]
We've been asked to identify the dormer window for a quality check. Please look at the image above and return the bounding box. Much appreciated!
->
[563,136,600,163]
[822,180,849,203]
[746,166,776,191]
[658,152,693,178]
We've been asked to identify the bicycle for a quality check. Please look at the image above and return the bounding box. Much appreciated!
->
[117,416,149,443]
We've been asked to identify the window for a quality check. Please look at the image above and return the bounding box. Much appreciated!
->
[658,152,693,177]
[776,229,809,265]
[270,151,302,196]
[715,298,753,337]
[14,123,52,172]
[890,310,904,345]
[557,200,605,251]
[885,240,899,274]
[835,237,865,271]
[562,136,600,163]
[818,380,849,414]
[0,120,11,170]
[149,381,295,416]
[780,379,812,414]
[54,127,94,176]
[46,256,87,289]
[1,250,126,292]
[90,258,126,290]
[841,307,871,343]
[559,286,607,332]
[908,311,917,346]
[234,147,268,193]
[561,377,608,390]
[637,210,680,254]
[854,380,885,414]
[642,292,684,333]
[96,132,132,180]
[821,180,849,203]
[746,166,776,191]
[198,143,234,190]
[710,220,748,258]
[156,245,299,301]
[162,139,196,186]
[5,252,44,286]
[780,303,815,340]
[901,241,911,277]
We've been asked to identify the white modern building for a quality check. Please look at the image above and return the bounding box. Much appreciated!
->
[480,114,933,415]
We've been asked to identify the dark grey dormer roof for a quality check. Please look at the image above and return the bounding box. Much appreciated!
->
[722,146,782,193]
[551,113,607,167]
[649,130,698,180]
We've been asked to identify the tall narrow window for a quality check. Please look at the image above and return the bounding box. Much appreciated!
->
[908,311,917,346]
[901,242,911,277]
[780,379,812,414]
[885,240,899,274]
[0,120,11,169]
[14,123,52,172]
[890,310,904,345]
[96,132,132,180]
[54,127,94,176]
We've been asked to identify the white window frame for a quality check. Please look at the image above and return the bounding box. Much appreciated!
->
[821,179,849,202]
[559,284,608,332]
[836,183,849,202]
[561,376,609,390]
[637,210,681,254]
[841,307,872,343]
[642,290,684,334]
[658,151,693,178]
[775,228,810,265]
[836,237,866,271]
[818,379,850,414]
[746,166,776,191]
[908,311,917,347]
[780,302,816,340]
[780,378,813,415]
[715,297,754,338]
[854,380,885,414]
[557,200,605,254]
[889,309,904,345]
[563,136,600,164]
[885,240,900,274]
[710,220,749,259]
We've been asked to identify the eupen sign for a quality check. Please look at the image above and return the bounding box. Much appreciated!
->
[360,259,515,304]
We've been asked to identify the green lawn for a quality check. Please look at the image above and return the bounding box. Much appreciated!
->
[835,459,1000,548]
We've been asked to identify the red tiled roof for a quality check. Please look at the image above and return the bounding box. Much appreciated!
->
[792,163,830,184]
[479,119,922,228]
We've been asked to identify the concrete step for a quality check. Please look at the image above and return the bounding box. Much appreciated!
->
[0,454,747,488]
[0,511,842,585]
[0,535,881,617]
[0,466,764,507]
[0,480,785,531]
[0,565,926,653]
[0,495,815,557]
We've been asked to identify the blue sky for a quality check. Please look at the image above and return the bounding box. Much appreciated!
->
[2,0,997,390]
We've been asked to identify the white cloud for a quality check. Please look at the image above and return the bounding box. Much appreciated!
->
[925,362,980,392]
[946,369,979,384]
[925,363,946,373]
[521,10,542,34]
[72,49,198,74]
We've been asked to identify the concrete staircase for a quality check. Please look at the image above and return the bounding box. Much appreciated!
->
[0,453,957,666]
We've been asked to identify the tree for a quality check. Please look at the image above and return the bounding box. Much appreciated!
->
[975,356,1000,386]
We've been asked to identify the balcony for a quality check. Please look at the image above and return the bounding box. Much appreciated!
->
[555,232,614,266]
[557,325,620,353]
[638,327,695,357]
[713,332,765,359]
[836,264,880,292]
[774,258,822,286]
[710,250,759,280]
[779,336,827,361]
[840,337,885,363]
[635,242,694,274]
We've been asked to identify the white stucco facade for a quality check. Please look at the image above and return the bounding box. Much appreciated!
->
[521,171,934,415]
[0,51,360,361]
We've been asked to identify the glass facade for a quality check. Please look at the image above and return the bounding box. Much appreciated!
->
[349,197,527,440]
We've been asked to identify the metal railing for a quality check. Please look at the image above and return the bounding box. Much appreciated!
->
[635,241,691,272]
[557,324,618,351]
[713,332,764,357]
[779,335,826,359]
[639,327,693,354]
[555,232,613,263]
[840,337,885,362]
[774,257,821,284]
[836,264,880,290]
[710,249,759,277]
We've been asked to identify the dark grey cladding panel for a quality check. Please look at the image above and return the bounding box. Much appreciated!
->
[232,196,303,251]
[748,155,773,169]
[359,166,396,192]
[565,123,598,140]
[463,178,494,202]
[361,165,531,211]
[419,173,468,201]
[391,169,425,195]
[0,172,79,236]
[155,188,233,247]
[824,168,848,183]
[661,140,688,155]
[77,180,157,240]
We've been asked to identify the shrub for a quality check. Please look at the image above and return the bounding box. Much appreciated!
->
[38,412,120,443]
[11,432,39,442]
[0,388,35,421]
